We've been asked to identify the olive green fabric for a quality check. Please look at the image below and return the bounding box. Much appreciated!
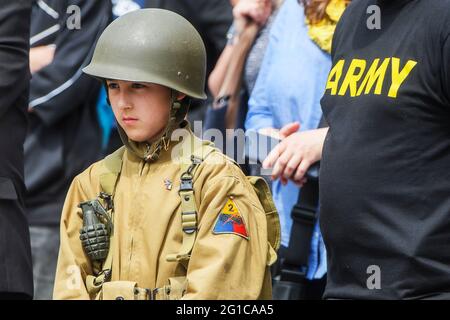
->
[100,147,125,195]
[83,9,207,99]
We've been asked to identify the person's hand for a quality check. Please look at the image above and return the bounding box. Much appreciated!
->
[259,122,300,140]
[30,44,56,74]
[263,127,329,186]
[233,0,272,31]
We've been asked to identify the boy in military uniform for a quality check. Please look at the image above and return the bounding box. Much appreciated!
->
[53,9,279,300]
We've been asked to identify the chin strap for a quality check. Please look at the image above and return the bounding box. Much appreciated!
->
[144,90,190,162]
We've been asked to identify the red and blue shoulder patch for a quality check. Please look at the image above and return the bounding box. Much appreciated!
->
[212,197,248,240]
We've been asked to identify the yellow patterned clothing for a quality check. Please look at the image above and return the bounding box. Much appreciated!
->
[305,0,350,53]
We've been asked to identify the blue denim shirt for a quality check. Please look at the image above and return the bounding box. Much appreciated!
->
[245,0,330,279]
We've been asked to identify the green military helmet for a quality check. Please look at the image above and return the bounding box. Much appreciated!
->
[83,8,207,100]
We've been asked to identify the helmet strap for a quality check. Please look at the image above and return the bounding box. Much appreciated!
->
[144,90,190,161]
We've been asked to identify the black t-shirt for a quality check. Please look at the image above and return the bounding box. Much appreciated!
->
[320,0,450,299]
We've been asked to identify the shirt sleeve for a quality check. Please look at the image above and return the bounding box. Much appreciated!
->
[29,0,110,126]
[182,163,270,299]
[244,42,275,131]
[226,23,237,46]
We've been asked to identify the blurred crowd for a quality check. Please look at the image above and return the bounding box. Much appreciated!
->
[1,0,449,300]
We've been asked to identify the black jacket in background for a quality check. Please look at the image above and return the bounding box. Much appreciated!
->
[25,0,111,225]
[0,0,33,299]
[145,0,233,122]
[146,0,232,86]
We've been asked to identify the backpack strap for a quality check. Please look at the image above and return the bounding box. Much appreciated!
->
[245,176,280,300]
[100,146,125,195]
[166,140,216,269]
[247,176,281,266]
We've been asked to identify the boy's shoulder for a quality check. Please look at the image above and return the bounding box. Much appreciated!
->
[197,148,245,181]
[73,159,104,185]
[74,147,125,193]
[196,148,262,200]
[63,160,103,204]
[79,146,128,191]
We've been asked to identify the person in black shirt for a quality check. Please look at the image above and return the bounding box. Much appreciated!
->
[0,0,33,299]
[264,0,450,299]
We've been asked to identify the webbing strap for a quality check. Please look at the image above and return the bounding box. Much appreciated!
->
[284,178,319,270]
[166,142,216,268]
[166,183,198,265]
[165,156,202,266]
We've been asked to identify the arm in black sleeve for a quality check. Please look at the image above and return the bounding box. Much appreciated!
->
[29,0,110,126]
[0,0,31,119]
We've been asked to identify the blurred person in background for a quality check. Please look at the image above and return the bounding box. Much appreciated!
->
[208,0,281,99]
[0,0,33,300]
[26,0,110,299]
[205,0,281,176]
[246,0,350,298]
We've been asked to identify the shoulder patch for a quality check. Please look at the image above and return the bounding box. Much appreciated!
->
[212,198,248,240]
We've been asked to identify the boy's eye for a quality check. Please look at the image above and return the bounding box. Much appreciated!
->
[131,83,146,89]
[107,83,119,89]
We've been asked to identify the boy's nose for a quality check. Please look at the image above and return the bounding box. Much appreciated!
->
[117,92,132,110]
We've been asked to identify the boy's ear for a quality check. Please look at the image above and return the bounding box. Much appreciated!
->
[177,92,186,101]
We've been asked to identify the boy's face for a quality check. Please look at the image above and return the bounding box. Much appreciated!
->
[106,80,183,143]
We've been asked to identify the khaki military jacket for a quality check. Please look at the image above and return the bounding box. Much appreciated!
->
[53,127,273,300]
